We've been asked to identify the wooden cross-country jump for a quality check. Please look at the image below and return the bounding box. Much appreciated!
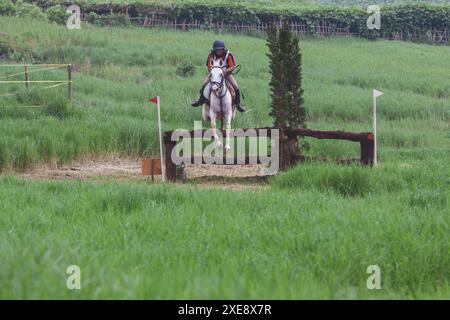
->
[162,127,374,182]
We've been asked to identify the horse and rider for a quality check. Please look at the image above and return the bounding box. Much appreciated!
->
[192,39,245,151]
[191,39,245,113]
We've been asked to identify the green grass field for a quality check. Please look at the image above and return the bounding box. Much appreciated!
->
[0,16,449,299]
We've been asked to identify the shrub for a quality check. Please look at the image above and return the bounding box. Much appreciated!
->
[0,37,13,59]
[87,11,100,25]
[46,5,69,25]
[0,0,16,16]
[88,12,130,27]
[176,62,196,77]
[15,1,46,20]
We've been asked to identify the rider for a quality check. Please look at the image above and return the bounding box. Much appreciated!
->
[191,39,245,112]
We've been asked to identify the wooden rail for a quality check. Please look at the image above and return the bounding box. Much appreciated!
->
[285,128,372,141]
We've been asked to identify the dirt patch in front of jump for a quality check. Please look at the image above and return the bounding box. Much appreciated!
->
[17,157,143,181]
[184,164,269,190]
[13,158,269,189]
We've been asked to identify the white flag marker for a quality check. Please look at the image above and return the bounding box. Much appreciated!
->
[149,96,166,181]
[372,89,384,166]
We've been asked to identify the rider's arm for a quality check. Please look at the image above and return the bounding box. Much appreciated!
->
[223,66,235,76]
[224,53,236,76]
[207,54,213,72]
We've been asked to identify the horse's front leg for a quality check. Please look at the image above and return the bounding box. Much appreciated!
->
[210,112,222,149]
[225,116,232,152]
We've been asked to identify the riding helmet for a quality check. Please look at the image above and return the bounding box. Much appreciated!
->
[213,39,225,50]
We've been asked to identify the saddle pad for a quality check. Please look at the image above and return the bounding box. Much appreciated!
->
[225,80,236,100]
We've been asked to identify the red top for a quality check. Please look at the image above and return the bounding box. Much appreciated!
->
[207,50,236,71]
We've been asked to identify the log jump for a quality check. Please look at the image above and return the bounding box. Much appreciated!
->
[162,127,374,182]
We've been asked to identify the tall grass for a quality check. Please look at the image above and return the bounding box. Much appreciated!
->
[272,162,449,202]
[0,176,448,299]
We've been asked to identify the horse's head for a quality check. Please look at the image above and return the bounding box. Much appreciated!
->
[209,59,224,93]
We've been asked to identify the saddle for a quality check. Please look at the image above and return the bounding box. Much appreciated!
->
[226,80,236,101]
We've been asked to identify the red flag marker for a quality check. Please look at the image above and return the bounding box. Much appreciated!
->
[149,96,158,104]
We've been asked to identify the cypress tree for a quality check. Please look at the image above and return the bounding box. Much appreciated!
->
[286,22,306,128]
[266,23,285,128]
[267,19,306,129]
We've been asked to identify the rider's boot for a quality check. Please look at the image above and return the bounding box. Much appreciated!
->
[191,85,207,107]
[235,89,245,112]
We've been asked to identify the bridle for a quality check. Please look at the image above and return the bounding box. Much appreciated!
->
[209,65,227,99]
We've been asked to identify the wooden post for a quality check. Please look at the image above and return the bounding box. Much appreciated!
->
[24,65,29,89]
[67,64,72,100]
[360,137,374,166]
[279,129,294,170]
[280,129,299,170]
[164,132,177,182]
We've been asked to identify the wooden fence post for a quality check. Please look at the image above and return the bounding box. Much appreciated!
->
[279,128,296,170]
[24,64,29,89]
[279,129,299,170]
[360,136,374,166]
[164,132,177,182]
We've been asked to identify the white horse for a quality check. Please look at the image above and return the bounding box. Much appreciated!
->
[202,60,236,151]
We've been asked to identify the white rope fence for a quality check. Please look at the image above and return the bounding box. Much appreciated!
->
[0,64,73,98]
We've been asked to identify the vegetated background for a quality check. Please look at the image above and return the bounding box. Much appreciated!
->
[4,1,450,41]
[0,13,449,299]
[22,0,450,10]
